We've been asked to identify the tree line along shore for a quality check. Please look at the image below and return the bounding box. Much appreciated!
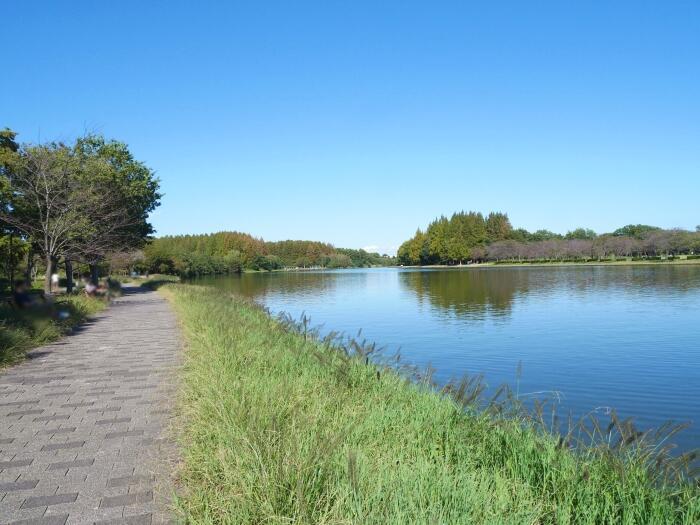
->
[398,212,700,266]
[141,233,395,277]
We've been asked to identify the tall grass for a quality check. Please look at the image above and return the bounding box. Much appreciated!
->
[0,295,106,367]
[163,283,700,524]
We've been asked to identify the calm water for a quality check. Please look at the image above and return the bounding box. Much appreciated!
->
[192,266,700,451]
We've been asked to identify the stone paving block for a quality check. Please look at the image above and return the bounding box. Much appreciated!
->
[21,492,78,508]
[0,400,40,408]
[47,459,94,470]
[41,428,77,435]
[34,415,71,423]
[0,479,38,491]
[0,459,33,469]
[95,513,152,525]
[0,506,50,524]
[95,418,131,426]
[0,472,21,484]
[41,441,84,452]
[99,490,153,508]
[7,410,44,417]
[86,407,121,414]
[59,403,94,409]
[7,514,69,525]
[106,475,154,488]
[105,430,144,440]
[62,507,125,524]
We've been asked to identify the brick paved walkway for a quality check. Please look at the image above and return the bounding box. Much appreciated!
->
[0,287,180,525]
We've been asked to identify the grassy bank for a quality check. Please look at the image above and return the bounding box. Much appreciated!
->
[0,295,107,367]
[163,283,699,524]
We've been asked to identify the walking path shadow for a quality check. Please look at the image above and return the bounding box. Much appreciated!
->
[0,287,181,524]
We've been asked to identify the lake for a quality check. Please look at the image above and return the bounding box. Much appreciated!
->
[192,265,700,452]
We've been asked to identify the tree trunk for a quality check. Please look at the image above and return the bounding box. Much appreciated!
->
[44,253,53,294]
[8,233,14,289]
[65,260,74,293]
[89,263,99,285]
[25,246,33,286]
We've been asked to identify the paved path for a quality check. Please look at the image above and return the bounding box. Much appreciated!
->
[0,288,180,525]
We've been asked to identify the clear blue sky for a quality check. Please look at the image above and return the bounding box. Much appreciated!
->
[3,1,699,254]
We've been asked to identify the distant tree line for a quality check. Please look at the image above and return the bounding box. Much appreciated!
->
[0,128,161,293]
[398,211,700,265]
[142,232,395,277]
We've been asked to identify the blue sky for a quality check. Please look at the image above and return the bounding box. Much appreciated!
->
[3,1,699,254]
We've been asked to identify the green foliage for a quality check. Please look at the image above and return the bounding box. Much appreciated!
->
[528,229,563,242]
[0,128,19,215]
[398,210,511,265]
[485,211,513,242]
[613,224,662,239]
[165,284,700,524]
[144,232,395,276]
[565,228,597,240]
[73,134,162,246]
[325,253,353,268]
[0,234,27,291]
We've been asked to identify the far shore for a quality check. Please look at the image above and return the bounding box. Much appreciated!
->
[396,258,700,270]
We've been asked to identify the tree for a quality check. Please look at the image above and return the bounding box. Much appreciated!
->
[72,135,161,282]
[565,228,597,240]
[612,224,661,239]
[0,142,91,293]
[508,228,530,242]
[0,234,28,290]
[326,253,352,268]
[427,216,450,263]
[529,229,562,242]
[222,250,243,273]
[0,129,21,289]
[485,212,512,242]
[0,129,20,210]
[0,134,161,292]
[398,229,428,265]
[107,250,146,276]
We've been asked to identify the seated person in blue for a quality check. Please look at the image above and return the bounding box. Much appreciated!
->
[12,281,34,309]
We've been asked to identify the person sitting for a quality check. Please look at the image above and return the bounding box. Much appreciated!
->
[12,282,34,309]
[84,279,98,296]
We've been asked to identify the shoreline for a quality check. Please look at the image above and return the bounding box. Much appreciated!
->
[395,258,700,270]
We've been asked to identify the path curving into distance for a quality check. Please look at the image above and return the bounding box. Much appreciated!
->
[0,287,180,525]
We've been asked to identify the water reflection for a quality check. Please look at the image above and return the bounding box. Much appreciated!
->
[399,266,700,322]
[399,268,527,320]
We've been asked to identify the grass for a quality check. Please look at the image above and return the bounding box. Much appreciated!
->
[0,294,107,367]
[161,283,700,524]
